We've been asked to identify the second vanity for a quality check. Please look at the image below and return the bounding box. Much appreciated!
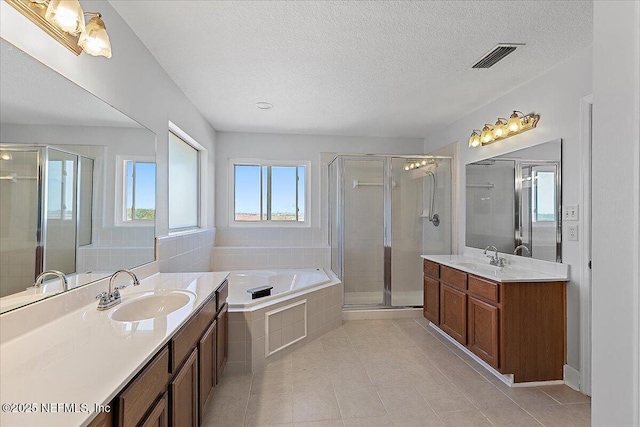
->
[0,271,229,427]
[422,253,568,385]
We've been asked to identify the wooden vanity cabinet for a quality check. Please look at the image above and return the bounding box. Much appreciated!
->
[422,260,440,324]
[423,260,566,383]
[439,284,467,345]
[140,393,168,427]
[198,320,217,425]
[216,303,228,383]
[170,348,199,427]
[111,280,229,427]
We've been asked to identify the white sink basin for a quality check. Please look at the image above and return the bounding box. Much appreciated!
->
[110,290,196,322]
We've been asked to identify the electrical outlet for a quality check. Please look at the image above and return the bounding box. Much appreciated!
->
[568,225,579,241]
[563,205,579,221]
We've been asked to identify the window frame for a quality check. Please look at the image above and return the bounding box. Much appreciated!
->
[115,155,156,227]
[168,126,206,233]
[229,158,311,227]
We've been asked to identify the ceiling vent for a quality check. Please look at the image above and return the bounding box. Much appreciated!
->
[471,44,524,69]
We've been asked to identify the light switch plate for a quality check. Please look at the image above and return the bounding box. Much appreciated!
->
[568,225,579,241]
[563,205,579,221]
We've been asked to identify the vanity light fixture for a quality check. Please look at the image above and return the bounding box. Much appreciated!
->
[6,0,112,58]
[468,110,540,148]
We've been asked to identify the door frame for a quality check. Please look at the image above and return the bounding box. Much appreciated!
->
[579,94,593,396]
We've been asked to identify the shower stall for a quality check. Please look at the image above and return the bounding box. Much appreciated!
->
[329,155,452,308]
[0,145,93,296]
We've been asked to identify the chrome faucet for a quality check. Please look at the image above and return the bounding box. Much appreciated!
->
[96,270,140,310]
[484,245,506,267]
[514,244,531,256]
[34,270,68,291]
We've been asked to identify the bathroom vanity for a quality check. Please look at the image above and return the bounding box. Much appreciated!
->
[422,254,568,384]
[0,272,229,427]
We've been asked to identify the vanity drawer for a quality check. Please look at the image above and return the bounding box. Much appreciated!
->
[171,296,216,373]
[216,280,228,314]
[440,265,467,290]
[423,260,440,279]
[117,346,169,427]
[468,275,499,304]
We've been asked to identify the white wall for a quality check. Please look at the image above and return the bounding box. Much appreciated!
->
[591,1,640,425]
[424,48,592,378]
[0,0,216,239]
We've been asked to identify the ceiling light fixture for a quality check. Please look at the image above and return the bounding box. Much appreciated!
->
[6,0,112,58]
[468,110,539,148]
[255,102,274,110]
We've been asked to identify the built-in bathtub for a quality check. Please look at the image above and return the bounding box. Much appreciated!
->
[223,268,343,373]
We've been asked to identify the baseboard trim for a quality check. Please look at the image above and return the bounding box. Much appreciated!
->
[429,323,565,388]
[564,364,581,391]
[342,308,422,321]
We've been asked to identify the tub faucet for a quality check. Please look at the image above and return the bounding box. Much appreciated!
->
[514,244,531,256]
[96,269,140,311]
[34,270,68,292]
[483,245,506,267]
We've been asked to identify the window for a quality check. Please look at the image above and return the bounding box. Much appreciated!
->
[533,170,556,222]
[124,160,156,221]
[231,160,309,225]
[169,130,200,230]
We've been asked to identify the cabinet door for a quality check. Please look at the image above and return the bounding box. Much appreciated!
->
[423,276,440,325]
[468,296,499,368]
[440,284,467,345]
[216,303,229,383]
[140,393,168,427]
[198,320,217,424]
[170,348,198,427]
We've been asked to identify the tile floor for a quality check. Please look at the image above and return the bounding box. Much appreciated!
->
[202,318,591,427]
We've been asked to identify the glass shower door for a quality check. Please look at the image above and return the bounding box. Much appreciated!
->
[0,149,40,296]
[342,157,385,306]
[44,149,77,275]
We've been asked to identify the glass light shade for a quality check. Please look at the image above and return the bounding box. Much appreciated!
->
[404,165,410,171]
[79,16,112,58]
[493,120,507,138]
[45,0,85,35]
[507,112,523,132]
[480,126,494,143]
[0,152,12,161]
[468,132,481,148]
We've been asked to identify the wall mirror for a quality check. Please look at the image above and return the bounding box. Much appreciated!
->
[0,39,156,313]
[465,139,561,262]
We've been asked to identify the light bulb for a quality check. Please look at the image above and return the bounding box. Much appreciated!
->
[480,125,494,144]
[493,119,507,138]
[404,165,410,171]
[45,0,85,35]
[507,112,523,132]
[421,160,427,166]
[468,132,481,148]
[78,15,112,58]
[0,152,12,161]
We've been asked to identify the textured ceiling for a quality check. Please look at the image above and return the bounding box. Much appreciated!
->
[0,39,140,128]
[110,1,592,138]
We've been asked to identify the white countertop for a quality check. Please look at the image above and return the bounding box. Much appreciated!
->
[421,254,569,283]
[0,271,229,427]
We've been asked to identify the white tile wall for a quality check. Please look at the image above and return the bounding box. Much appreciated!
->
[156,228,216,273]
[211,246,330,271]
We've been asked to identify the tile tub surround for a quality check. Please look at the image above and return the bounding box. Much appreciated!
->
[227,281,343,374]
[0,271,228,427]
[211,246,331,271]
[157,228,216,273]
[202,318,590,427]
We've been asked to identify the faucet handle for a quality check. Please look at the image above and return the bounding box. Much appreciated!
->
[96,292,109,303]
